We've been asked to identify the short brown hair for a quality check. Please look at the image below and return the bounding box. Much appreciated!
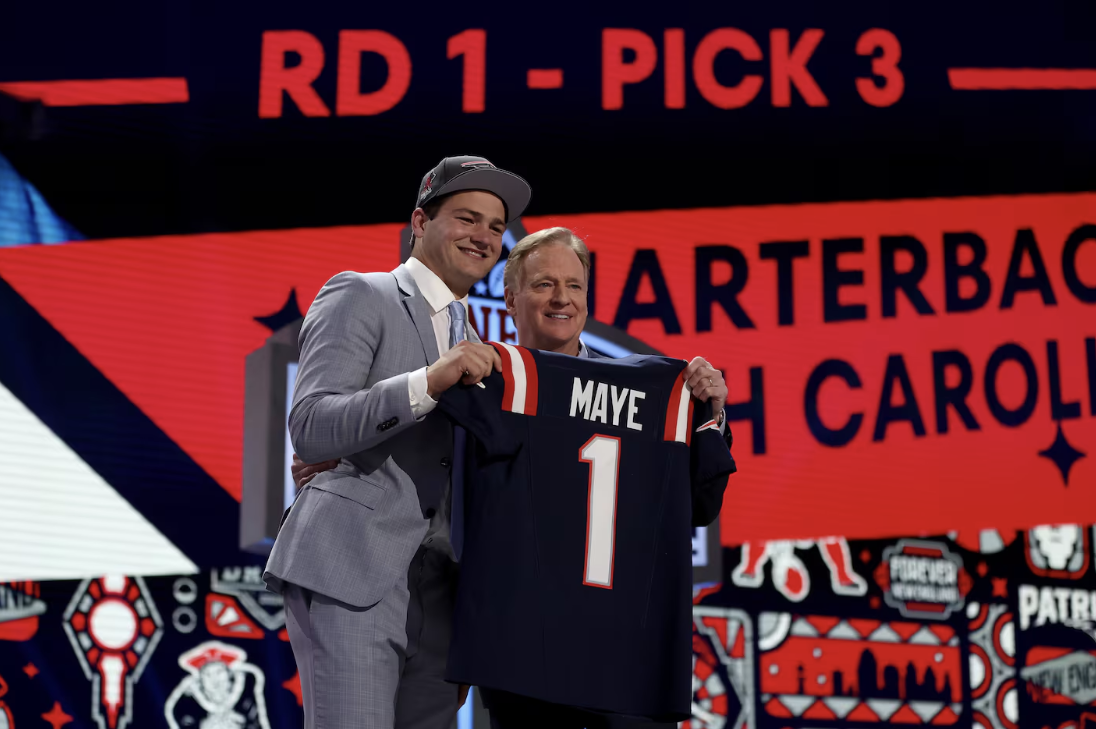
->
[409,196,446,249]
[503,227,590,291]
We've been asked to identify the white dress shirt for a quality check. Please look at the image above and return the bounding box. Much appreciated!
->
[404,257,469,421]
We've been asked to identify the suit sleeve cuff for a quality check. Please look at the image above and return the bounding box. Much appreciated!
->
[408,366,439,420]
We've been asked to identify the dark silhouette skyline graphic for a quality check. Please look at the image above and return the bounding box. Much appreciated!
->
[841,649,953,701]
[783,649,957,700]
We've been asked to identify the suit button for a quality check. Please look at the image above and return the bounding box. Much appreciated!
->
[440,457,451,468]
[375,417,399,433]
[425,508,436,519]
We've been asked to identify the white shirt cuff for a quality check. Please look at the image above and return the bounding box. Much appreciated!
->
[408,367,439,420]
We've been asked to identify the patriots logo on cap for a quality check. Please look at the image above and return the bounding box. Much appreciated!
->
[419,171,435,200]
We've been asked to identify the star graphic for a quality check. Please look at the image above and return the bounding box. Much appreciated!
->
[1039,423,1086,485]
[992,577,1009,598]
[283,671,303,706]
[42,701,73,729]
[23,662,39,679]
[254,289,303,332]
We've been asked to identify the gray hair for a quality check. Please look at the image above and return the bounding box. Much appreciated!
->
[503,227,590,291]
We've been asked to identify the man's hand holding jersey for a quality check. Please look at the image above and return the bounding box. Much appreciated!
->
[683,356,727,424]
[426,341,503,398]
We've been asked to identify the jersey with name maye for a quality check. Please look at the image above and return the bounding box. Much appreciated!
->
[437,344,736,721]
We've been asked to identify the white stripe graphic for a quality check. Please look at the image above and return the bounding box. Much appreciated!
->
[675,380,691,443]
[0,380,198,581]
[498,342,527,414]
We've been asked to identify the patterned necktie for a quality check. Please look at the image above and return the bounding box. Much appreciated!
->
[447,301,468,560]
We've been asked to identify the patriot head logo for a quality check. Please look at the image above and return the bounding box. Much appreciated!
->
[164,641,271,729]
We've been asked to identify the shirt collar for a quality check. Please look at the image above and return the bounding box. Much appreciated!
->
[405,257,467,315]
[577,340,590,358]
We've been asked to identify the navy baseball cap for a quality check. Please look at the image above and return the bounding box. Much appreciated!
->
[415,156,531,223]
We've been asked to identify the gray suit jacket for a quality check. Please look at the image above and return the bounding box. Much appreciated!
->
[264,264,474,607]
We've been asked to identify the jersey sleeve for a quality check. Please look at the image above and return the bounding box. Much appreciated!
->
[436,342,540,459]
[689,398,737,527]
[436,373,521,459]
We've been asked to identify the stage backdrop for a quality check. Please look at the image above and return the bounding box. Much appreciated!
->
[2,2,1096,728]
[0,191,1094,729]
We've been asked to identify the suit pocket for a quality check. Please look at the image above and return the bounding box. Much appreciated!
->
[311,474,386,510]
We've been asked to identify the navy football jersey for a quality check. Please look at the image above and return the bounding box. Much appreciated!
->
[437,344,736,721]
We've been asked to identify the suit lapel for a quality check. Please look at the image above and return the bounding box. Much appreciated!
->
[393,264,441,364]
[466,314,481,344]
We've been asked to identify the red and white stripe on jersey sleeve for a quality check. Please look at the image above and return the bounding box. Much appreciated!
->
[663,367,695,445]
[489,342,539,415]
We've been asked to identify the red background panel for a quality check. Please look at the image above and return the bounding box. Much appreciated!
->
[0,225,401,500]
[0,193,1093,544]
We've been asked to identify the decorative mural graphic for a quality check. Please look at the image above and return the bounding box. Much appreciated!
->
[687,529,1093,729]
[758,612,962,724]
[1025,525,1091,579]
[0,673,13,729]
[875,540,971,619]
[0,583,44,642]
[968,602,1017,729]
[686,607,754,729]
[164,641,271,729]
[6,520,1093,728]
[732,538,868,603]
[210,567,285,633]
[61,576,163,729]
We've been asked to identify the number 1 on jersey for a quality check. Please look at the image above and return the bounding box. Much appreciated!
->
[580,435,620,588]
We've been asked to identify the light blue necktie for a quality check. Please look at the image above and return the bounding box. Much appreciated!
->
[447,300,466,350]
[447,301,468,560]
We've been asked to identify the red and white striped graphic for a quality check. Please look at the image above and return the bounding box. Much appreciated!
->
[490,343,539,416]
[663,366,694,445]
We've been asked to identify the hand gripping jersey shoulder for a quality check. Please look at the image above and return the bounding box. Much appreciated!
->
[437,343,736,721]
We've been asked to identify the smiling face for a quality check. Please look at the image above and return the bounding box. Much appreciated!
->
[505,242,588,355]
[411,190,507,297]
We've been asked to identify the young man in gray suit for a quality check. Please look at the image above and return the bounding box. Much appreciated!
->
[264,156,532,729]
